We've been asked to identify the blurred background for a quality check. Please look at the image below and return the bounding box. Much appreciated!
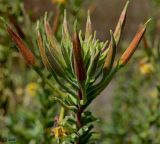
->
[24,0,160,39]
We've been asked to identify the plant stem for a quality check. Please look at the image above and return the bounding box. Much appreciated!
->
[76,106,83,144]
[76,106,83,129]
[59,107,65,123]
[76,90,84,144]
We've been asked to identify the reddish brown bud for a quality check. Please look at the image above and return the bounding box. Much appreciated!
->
[72,31,86,81]
[119,20,150,66]
[7,26,36,66]
[52,7,60,34]
[9,15,25,38]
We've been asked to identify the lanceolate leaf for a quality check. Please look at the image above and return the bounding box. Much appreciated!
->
[45,42,65,77]
[87,50,100,82]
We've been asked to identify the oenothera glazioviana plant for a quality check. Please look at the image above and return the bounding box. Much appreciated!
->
[6,1,150,143]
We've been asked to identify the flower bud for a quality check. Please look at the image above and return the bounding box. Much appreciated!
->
[7,26,36,66]
[44,14,65,67]
[114,1,129,45]
[119,20,150,66]
[72,31,86,81]
[62,10,70,40]
[52,7,60,34]
[36,25,50,69]
[85,11,92,41]
[104,30,116,73]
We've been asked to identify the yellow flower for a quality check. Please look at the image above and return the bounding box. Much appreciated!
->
[51,0,66,5]
[51,127,67,138]
[139,58,155,76]
[139,63,155,75]
[25,82,39,96]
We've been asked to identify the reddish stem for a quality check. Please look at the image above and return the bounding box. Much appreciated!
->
[76,90,84,144]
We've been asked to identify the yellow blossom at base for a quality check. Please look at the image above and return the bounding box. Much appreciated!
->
[139,57,155,75]
[51,127,67,138]
[139,62,155,76]
[25,82,39,96]
[51,0,66,5]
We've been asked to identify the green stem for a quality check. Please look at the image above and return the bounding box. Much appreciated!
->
[76,106,83,144]
[76,89,85,144]
[59,107,65,123]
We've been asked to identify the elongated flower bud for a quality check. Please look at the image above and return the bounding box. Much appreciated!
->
[72,31,86,81]
[114,1,129,45]
[52,7,60,34]
[85,11,92,41]
[119,20,150,66]
[104,30,116,73]
[103,1,129,55]
[7,26,36,66]
[44,13,65,68]
[9,15,25,38]
[37,22,62,76]
[36,23,50,69]
[62,10,70,40]
[44,14,60,56]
